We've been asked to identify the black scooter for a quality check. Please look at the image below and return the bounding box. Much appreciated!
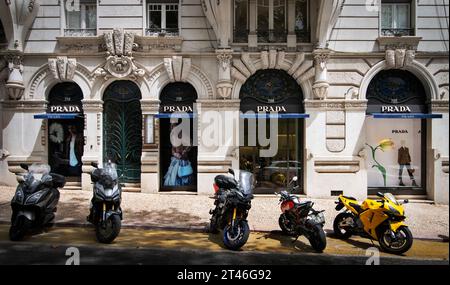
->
[87,161,123,243]
[10,163,65,241]
[209,169,254,250]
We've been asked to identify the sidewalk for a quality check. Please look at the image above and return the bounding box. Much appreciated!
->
[1,186,448,240]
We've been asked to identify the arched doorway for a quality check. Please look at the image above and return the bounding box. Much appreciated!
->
[103,81,142,183]
[366,69,430,195]
[159,82,198,192]
[47,82,84,180]
[239,69,305,194]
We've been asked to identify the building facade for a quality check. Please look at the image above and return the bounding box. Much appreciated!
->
[0,0,448,203]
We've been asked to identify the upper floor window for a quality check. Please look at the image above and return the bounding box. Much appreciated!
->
[0,20,7,45]
[257,0,287,43]
[234,0,248,43]
[147,1,179,36]
[65,0,97,36]
[295,0,309,42]
[381,0,413,36]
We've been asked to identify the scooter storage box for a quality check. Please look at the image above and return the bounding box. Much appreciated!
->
[51,173,66,188]
[214,175,238,189]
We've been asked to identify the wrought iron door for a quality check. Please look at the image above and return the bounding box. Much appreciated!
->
[103,81,142,183]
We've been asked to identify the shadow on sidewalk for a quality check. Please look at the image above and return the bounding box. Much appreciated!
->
[258,231,317,253]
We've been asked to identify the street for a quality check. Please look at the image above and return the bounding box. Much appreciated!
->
[0,225,447,265]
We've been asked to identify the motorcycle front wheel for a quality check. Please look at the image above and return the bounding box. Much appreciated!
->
[223,220,250,251]
[308,224,327,252]
[9,215,32,241]
[378,226,413,255]
[95,215,121,244]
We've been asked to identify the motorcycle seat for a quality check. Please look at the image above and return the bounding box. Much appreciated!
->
[349,202,364,213]
[342,195,357,201]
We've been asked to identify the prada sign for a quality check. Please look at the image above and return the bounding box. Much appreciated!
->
[161,105,194,113]
[48,104,82,113]
[381,106,412,113]
[257,106,287,112]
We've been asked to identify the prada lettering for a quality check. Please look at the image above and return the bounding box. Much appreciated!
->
[50,105,81,113]
[392,130,409,134]
[163,106,193,113]
[381,106,412,113]
[257,106,287,112]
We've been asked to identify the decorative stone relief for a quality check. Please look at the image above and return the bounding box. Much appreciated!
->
[216,49,233,99]
[163,56,192,83]
[312,49,332,100]
[377,36,421,69]
[231,50,314,87]
[5,53,25,100]
[94,29,145,80]
[48,56,77,81]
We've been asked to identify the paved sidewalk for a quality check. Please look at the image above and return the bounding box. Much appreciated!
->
[1,186,448,240]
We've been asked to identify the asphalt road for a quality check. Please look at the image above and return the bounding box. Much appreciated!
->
[0,225,448,265]
[0,241,447,265]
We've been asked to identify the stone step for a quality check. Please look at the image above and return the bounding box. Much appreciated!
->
[122,187,141,193]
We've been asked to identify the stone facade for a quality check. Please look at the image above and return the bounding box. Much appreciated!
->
[0,0,448,204]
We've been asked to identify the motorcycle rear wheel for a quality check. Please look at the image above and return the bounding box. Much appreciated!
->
[378,226,413,255]
[278,214,296,236]
[308,224,327,252]
[95,215,121,244]
[9,215,32,241]
[333,212,354,239]
[223,220,250,251]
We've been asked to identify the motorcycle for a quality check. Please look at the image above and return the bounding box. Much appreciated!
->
[9,163,65,241]
[333,192,413,254]
[277,176,327,252]
[87,161,123,243]
[209,169,254,250]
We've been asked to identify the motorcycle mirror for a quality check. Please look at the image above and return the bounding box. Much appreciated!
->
[20,163,29,171]
[91,162,99,168]
[376,192,384,198]
[228,168,235,176]
[403,199,409,204]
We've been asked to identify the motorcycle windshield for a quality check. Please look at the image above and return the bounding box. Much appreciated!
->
[239,171,254,195]
[27,164,51,182]
[104,163,118,181]
[384,193,399,205]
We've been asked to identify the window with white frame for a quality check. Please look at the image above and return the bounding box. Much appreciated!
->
[65,0,97,36]
[381,0,413,36]
[147,2,179,36]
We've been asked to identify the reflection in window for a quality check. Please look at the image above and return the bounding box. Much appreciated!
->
[257,0,287,43]
[295,0,309,42]
[381,1,413,36]
[147,3,179,36]
[65,0,97,36]
[234,0,248,43]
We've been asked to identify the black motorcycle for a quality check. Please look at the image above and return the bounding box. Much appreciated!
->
[209,169,254,250]
[277,177,327,252]
[10,163,65,241]
[87,161,122,243]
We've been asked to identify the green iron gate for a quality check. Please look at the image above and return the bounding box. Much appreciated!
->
[103,81,142,183]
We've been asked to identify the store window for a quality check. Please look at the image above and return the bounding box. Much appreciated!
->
[240,69,305,194]
[147,1,179,36]
[381,0,413,36]
[366,70,427,194]
[65,0,97,36]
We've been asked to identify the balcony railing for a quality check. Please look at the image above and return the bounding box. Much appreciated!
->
[145,28,179,37]
[257,29,287,43]
[64,28,97,37]
[233,29,249,43]
[381,28,414,37]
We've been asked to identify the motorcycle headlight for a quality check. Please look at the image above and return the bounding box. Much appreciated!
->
[25,190,46,205]
[388,205,401,216]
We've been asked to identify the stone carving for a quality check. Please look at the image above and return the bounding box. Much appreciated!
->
[48,56,77,81]
[94,29,144,80]
[216,49,233,99]
[163,56,192,83]
[378,37,421,69]
[5,53,25,100]
[312,49,332,100]
[345,87,360,100]
[217,51,232,72]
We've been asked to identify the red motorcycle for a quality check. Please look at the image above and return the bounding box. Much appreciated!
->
[276,177,327,252]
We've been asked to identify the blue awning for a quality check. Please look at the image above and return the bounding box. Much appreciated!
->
[371,113,443,119]
[240,113,310,119]
[155,113,196,119]
[34,113,82,120]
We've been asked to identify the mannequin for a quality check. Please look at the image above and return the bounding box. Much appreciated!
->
[398,140,417,187]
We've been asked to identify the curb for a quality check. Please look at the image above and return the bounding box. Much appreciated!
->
[0,220,447,242]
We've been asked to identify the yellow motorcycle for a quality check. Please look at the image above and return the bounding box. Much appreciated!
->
[333,192,413,254]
